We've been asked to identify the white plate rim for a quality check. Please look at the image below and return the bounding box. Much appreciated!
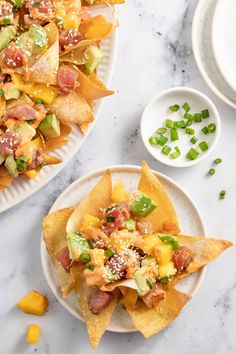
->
[211,0,236,92]
[140,86,221,168]
[0,6,118,214]
[41,164,206,333]
[192,0,236,110]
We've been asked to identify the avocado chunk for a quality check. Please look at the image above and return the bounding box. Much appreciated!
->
[141,256,156,268]
[131,192,157,217]
[67,232,91,261]
[0,26,16,52]
[16,32,34,56]
[38,114,61,139]
[134,268,152,296]
[84,45,104,74]
[4,155,19,178]
[0,153,5,165]
[28,24,48,49]
[4,86,20,100]
[15,123,36,143]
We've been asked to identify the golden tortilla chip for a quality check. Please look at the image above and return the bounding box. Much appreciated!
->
[60,39,94,61]
[66,169,112,232]
[42,207,76,296]
[126,287,191,338]
[78,123,89,135]
[48,91,94,125]
[82,0,124,4]
[26,23,59,85]
[45,124,72,152]
[0,166,13,190]
[76,68,114,103]
[138,161,180,233]
[72,266,117,348]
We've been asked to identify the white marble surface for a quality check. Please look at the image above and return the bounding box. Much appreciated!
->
[1,1,236,353]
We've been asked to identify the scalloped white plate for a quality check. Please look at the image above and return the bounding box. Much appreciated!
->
[41,165,206,333]
[0,6,117,213]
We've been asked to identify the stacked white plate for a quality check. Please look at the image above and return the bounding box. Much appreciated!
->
[192,0,236,109]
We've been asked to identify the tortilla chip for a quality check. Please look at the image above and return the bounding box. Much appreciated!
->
[44,154,62,165]
[76,68,114,103]
[82,0,124,4]
[126,287,191,338]
[60,39,93,62]
[138,161,180,234]
[78,123,89,135]
[67,169,112,232]
[173,235,233,281]
[26,23,59,85]
[79,15,113,40]
[48,91,94,125]
[0,166,13,190]
[72,266,117,348]
[45,124,72,152]
[42,207,76,296]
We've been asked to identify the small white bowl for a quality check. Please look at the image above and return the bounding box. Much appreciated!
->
[140,87,221,168]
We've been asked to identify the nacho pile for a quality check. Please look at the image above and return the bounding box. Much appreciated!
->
[43,161,233,348]
[0,0,123,190]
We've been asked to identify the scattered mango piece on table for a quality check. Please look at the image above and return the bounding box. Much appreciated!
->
[26,324,41,344]
[17,291,48,316]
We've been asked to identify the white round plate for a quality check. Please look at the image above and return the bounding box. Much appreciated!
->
[41,165,206,333]
[192,0,236,109]
[0,6,117,213]
[212,0,236,92]
[141,87,220,168]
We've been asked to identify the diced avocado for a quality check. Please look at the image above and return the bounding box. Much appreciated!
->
[4,155,19,178]
[0,26,16,52]
[134,268,151,296]
[84,45,104,74]
[15,123,36,143]
[67,232,91,261]
[38,114,61,139]
[4,87,20,100]
[141,256,156,268]
[12,0,23,8]
[16,32,34,56]
[0,153,5,165]
[131,192,157,217]
[123,218,136,231]
[28,25,48,49]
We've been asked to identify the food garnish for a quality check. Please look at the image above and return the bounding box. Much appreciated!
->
[26,324,41,344]
[17,290,48,315]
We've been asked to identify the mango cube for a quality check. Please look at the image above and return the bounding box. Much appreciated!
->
[17,291,48,316]
[158,261,177,279]
[144,234,162,255]
[81,215,102,230]
[154,244,173,265]
[111,179,128,203]
[26,324,41,344]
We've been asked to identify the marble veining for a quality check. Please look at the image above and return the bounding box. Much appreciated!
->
[1,0,236,353]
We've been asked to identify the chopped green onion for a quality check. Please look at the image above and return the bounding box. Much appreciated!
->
[106,216,115,222]
[165,119,175,129]
[170,149,181,159]
[157,135,168,146]
[158,234,180,250]
[32,1,42,7]
[16,156,28,171]
[202,126,209,135]
[146,278,154,289]
[190,136,198,144]
[14,0,23,7]
[209,168,215,175]
[170,129,179,141]
[35,98,44,104]
[105,248,116,257]
[169,104,180,112]
[175,146,180,153]
[0,89,4,96]
[202,109,210,119]
[182,102,190,113]
[184,113,193,120]
[214,158,222,164]
[208,123,216,133]
[186,148,199,160]
[3,18,10,26]
[160,275,174,283]
[80,252,91,263]
[194,113,203,122]
[85,264,95,271]
[149,137,158,145]
[199,141,208,152]
[156,127,167,135]
[219,190,226,200]
[175,120,186,128]
[161,145,171,156]
[186,127,195,135]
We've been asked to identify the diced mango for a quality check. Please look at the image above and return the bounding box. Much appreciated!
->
[81,215,102,230]
[121,288,138,310]
[154,244,173,265]
[144,234,162,255]
[111,179,128,203]
[90,249,105,267]
[23,170,39,179]
[17,291,48,316]
[26,324,41,344]
[158,261,177,279]
[79,15,112,40]
[12,74,58,104]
